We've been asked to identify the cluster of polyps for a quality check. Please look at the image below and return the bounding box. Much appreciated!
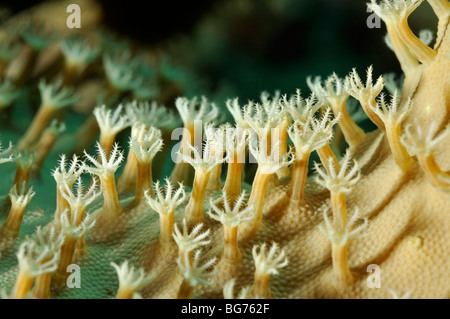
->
[103,53,144,94]
[171,96,219,184]
[0,67,374,297]
[31,226,65,299]
[1,0,449,299]
[0,144,36,244]
[308,74,365,150]
[111,261,153,299]
[118,101,180,193]
[368,0,441,70]
[12,227,64,299]
[2,127,121,296]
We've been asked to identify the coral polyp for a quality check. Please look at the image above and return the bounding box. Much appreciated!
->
[0,0,449,300]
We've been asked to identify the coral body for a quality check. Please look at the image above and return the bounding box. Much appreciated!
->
[0,0,449,299]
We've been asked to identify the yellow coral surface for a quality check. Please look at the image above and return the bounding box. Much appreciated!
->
[0,0,448,299]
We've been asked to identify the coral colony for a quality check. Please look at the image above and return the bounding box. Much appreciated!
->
[0,0,449,299]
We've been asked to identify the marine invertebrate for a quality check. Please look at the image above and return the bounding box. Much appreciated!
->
[286,108,337,204]
[145,178,186,248]
[103,53,143,93]
[179,139,225,225]
[82,142,124,218]
[208,191,253,262]
[170,96,219,183]
[111,260,153,299]
[308,74,365,150]
[222,127,250,202]
[223,278,250,299]
[13,238,60,298]
[11,151,36,190]
[118,103,180,193]
[129,126,163,204]
[52,154,84,219]
[176,249,216,299]
[243,91,284,140]
[314,152,361,222]
[370,91,414,170]
[226,98,250,129]
[319,207,368,288]
[0,183,35,239]
[239,133,292,238]
[53,210,95,287]
[282,90,322,127]
[31,226,65,299]
[17,79,77,151]
[94,104,134,155]
[401,120,450,188]
[173,218,211,262]
[60,37,100,83]
[0,0,448,301]
[117,122,148,193]
[368,0,436,66]
[205,124,228,191]
[251,242,288,298]
[60,176,101,226]
[344,66,384,130]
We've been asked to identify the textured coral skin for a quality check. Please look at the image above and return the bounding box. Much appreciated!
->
[0,1,449,299]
